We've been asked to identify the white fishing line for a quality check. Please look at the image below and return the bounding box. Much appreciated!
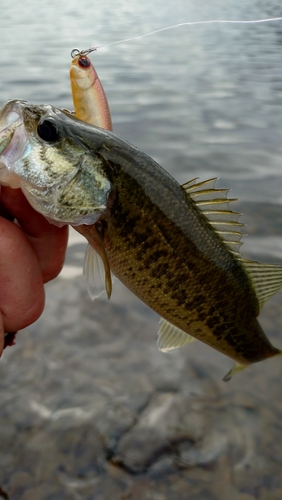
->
[76,17,282,55]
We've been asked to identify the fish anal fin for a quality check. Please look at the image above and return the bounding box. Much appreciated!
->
[157,318,196,352]
[240,258,282,309]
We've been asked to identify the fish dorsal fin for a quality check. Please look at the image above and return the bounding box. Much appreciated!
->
[157,318,196,352]
[83,244,113,301]
[182,177,244,256]
[240,258,282,309]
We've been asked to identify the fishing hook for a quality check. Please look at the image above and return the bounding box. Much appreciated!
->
[71,47,98,59]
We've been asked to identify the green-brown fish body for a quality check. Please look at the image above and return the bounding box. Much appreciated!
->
[0,100,282,377]
[76,142,279,369]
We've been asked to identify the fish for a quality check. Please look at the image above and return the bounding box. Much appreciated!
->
[1,99,282,380]
[70,53,112,130]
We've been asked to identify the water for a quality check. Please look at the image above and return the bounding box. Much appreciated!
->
[1,1,282,498]
[1,0,282,205]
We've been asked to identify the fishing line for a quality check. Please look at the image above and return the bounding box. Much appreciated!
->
[71,17,282,57]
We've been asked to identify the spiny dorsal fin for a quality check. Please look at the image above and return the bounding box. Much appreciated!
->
[182,177,244,256]
[240,258,282,309]
[157,318,196,352]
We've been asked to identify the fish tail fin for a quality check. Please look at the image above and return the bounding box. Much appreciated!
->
[223,362,247,382]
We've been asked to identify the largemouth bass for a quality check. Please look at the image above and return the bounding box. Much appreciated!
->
[1,99,282,380]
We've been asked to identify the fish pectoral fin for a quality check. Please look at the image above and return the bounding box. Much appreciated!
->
[240,259,282,309]
[223,362,246,381]
[83,243,114,301]
[157,318,196,352]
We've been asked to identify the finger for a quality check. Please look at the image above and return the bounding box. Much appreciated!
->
[0,187,68,283]
[0,203,14,221]
[0,315,3,356]
[0,216,45,332]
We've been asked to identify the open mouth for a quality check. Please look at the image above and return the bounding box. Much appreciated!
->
[0,108,22,150]
[0,100,26,145]
[0,101,30,189]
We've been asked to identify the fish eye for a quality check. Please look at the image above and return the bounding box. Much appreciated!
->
[37,119,59,143]
[78,56,91,69]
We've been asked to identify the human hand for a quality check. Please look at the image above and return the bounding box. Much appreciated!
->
[0,187,68,355]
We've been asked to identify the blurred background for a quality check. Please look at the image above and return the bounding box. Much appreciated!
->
[1,1,282,499]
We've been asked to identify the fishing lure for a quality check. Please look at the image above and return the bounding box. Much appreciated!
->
[70,50,112,130]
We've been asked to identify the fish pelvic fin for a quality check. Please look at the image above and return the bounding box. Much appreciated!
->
[240,258,282,309]
[157,318,196,352]
[223,362,247,382]
[84,243,113,301]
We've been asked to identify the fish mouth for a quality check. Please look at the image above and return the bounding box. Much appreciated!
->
[0,100,29,189]
[0,100,27,152]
